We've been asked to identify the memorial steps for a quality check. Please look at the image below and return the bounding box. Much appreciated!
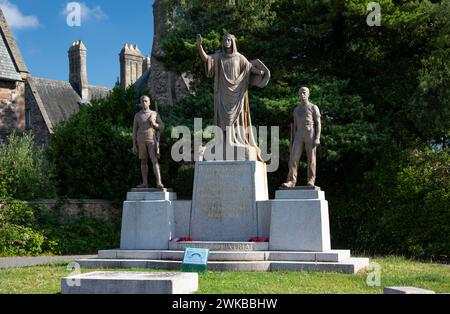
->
[76,245,369,274]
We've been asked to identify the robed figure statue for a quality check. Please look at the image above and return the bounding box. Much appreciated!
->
[197,33,270,161]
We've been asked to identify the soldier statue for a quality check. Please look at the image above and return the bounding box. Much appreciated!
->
[132,95,164,188]
[282,87,321,187]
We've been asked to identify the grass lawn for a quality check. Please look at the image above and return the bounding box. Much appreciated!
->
[0,257,448,294]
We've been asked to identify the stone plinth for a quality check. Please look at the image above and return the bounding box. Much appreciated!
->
[269,189,331,252]
[190,161,268,241]
[384,287,436,294]
[61,271,198,294]
[127,191,176,201]
[120,191,176,250]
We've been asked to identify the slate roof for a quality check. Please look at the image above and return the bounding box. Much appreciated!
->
[89,85,111,100]
[0,8,28,76]
[0,27,21,81]
[32,77,111,126]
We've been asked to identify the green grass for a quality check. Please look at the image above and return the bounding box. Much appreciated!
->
[0,257,448,294]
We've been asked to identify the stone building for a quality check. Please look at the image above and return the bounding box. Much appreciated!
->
[24,40,111,144]
[0,1,191,144]
[0,8,29,142]
[120,0,191,106]
[0,8,111,144]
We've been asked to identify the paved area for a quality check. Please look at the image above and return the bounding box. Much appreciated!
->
[0,255,96,269]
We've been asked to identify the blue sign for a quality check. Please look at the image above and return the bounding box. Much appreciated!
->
[181,248,209,272]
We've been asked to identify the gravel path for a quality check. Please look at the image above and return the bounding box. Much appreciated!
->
[0,255,96,269]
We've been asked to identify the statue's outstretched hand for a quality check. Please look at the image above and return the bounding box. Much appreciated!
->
[314,139,320,147]
[196,34,203,47]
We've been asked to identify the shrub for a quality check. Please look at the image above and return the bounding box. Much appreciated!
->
[46,86,142,204]
[0,199,47,256]
[0,198,120,256]
[32,201,120,255]
[0,132,55,200]
[331,147,450,261]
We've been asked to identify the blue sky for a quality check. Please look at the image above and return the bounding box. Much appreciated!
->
[1,0,155,87]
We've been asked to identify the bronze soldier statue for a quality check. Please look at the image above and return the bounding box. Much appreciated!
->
[132,95,164,188]
[282,87,321,187]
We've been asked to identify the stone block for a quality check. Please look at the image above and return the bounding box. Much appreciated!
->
[126,192,176,201]
[270,257,369,274]
[120,200,175,250]
[61,271,198,294]
[173,200,191,238]
[190,161,268,241]
[256,200,272,238]
[384,287,435,294]
[269,199,331,251]
[315,250,351,262]
[275,189,325,200]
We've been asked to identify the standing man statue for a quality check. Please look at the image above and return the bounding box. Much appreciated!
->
[132,95,165,189]
[196,33,270,161]
[282,87,321,187]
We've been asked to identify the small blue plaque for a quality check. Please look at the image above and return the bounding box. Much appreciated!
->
[181,248,209,272]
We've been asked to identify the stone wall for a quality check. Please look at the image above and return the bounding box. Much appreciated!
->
[0,80,25,143]
[28,199,121,222]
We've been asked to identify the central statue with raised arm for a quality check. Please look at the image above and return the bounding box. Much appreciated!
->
[197,33,270,161]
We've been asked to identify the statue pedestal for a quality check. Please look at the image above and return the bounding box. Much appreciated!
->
[190,161,268,241]
[269,189,331,251]
[120,191,176,250]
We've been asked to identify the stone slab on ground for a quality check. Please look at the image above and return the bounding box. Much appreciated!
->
[384,287,435,294]
[61,271,198,294]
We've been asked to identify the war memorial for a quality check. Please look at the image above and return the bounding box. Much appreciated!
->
[66,33,370,293]
[1,1,447,301]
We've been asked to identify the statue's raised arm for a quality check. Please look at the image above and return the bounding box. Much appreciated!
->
[196,34,208,63]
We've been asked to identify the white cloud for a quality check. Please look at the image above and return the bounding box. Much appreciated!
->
[62,2,108,22]
[0,0,40,30]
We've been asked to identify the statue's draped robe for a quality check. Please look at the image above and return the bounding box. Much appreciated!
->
[205,49,262,161]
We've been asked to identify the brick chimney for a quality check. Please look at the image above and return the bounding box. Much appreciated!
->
[119,44,144,89]
[68,40,89,100]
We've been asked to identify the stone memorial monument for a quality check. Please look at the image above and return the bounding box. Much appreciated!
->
[187,33,271,241]
[78,36,369,275]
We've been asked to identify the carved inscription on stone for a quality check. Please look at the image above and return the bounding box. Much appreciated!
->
[195,164,252,220]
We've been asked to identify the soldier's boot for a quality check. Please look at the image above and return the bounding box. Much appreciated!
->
[306,180,315,187]
[282,181,296,188]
